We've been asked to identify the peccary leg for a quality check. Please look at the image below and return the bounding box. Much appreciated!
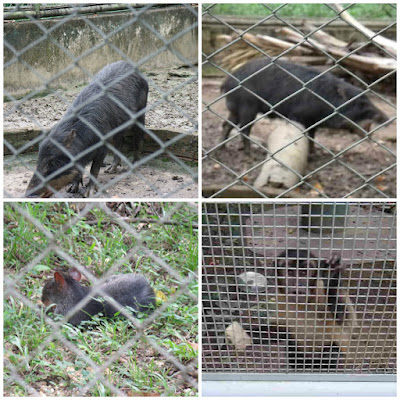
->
[221,112,239,147]
[85,148,107,197]
[67,173,83,194]
[105,133,124,174]
[133,126,145,163]
[238,107,257,155]
[307,128,316,155]
[133,137,144,163]
[105,154,121,174]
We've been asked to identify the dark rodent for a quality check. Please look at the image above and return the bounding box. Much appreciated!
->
[221,58,388,153]
[42,268,156,326]
[26,60,148,198]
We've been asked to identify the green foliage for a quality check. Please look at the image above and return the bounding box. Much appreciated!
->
[204,3,396,19]
[4,202,198,396]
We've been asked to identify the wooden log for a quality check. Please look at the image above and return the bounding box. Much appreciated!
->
[282,55,329,65]
[4,127,198,161]
[279,26,396,73]
[253,121,308,190]
[331,4,397,56]
[241,32,313,55]
[217,32,313,56]
[216,32,313,71]
[303,22,348,48]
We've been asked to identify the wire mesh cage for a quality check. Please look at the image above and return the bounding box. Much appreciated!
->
[4,3,198,198]
[4,202,198,396]
[202,202,396,377]
[202,3,396,198]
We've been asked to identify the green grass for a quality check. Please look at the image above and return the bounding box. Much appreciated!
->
[203,3,396,19]
[4,202,198,397]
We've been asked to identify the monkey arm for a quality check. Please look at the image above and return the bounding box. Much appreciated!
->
[324,254,347,324]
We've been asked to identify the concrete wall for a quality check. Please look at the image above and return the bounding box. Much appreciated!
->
[4,5,198,95]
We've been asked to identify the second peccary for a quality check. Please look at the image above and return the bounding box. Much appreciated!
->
[221,58,388,153]
[42,268,156,326]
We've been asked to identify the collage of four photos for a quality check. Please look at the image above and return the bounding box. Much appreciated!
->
[3,2,397,398]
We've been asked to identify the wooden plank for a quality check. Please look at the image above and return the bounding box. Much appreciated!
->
[4,127,198,161]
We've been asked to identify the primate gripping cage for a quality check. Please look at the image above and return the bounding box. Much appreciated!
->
[202,4,396,198]
[4,4,198,198]
[202,202,396,379]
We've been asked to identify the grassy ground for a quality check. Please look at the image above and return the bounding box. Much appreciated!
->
[203,3,396,19]
[4,202,198,396]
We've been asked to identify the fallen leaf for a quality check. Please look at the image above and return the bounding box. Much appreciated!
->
[187,342,198,351]
[375,175,386,183]
[156,290,168,304]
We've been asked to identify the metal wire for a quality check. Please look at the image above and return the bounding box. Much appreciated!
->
[202,4,396,198]
[4,4,198,198]
[4,202,198,396]
[202,202,396,377]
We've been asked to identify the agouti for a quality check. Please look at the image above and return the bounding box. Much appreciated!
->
[42,267,156,326]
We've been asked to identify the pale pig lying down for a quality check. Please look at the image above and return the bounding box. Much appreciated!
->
[253,120,308,190]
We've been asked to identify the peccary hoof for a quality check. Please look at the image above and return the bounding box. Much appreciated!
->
[68,182,81,194]
[104,164,118,174]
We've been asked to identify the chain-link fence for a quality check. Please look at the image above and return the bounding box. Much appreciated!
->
[4,202,198,396]
[202,202,396,379]
[202,4,396,198]
[4,4,198,199]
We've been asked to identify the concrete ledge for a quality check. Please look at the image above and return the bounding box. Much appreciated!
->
[202,380,396,397]
[4,128,198,161]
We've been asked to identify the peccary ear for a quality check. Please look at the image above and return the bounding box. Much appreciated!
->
[69,267,82,282]
[54,271,67,291]
[64,129,77,149]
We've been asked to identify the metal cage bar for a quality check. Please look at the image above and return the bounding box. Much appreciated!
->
[202,202,396,379]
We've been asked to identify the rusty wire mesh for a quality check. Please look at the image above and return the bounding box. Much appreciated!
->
[4,202,198,396]
[202,202,396,377]
[202,4,396,198]
[4,3,198,199]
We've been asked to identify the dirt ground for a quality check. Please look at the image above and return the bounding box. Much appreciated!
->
[202,78,396,198]
[4,153,197,198]
[4,66,198,198]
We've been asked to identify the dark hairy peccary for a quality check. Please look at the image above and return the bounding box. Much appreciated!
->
[42,268,155,326]
[26,61,148,198]
[221,58,388,153]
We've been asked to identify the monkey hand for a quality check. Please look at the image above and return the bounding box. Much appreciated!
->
[325,254,343,271]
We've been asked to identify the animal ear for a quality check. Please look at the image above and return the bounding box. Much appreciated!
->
[69,267,82,282]
[64,129,77,148]
[54,271,67,291]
